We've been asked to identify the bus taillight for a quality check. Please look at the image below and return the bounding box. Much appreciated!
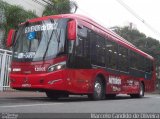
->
[67,20,77,40]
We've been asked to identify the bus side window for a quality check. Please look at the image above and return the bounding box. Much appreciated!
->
[118,45,129,72]
[138,55,145,71]
[106,39,118,69]
[130,51,138,69]
[145,59,153,73]
[90,31,97,65]
[76,26,89,57]
[73,25,91,69]
[95,35,106,67]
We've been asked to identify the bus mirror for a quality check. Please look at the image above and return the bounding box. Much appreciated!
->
[6,29,15,48]
[67,20,76,40]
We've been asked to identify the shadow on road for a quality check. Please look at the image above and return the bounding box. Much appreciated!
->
[2,95,149,103]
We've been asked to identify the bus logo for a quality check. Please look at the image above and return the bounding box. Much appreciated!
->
[109,76,121,85]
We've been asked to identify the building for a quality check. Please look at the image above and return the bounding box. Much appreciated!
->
[2,0,48,16]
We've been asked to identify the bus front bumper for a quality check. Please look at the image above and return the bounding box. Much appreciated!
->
[9,70,68,91]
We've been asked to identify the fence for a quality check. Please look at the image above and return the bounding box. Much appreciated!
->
[0,49,12,91]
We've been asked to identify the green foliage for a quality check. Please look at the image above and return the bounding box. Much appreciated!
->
[0,0,37,49]
[0,0,7,26]
[114,26,160,67]
[5,5,37,33]
[43,0,77,16]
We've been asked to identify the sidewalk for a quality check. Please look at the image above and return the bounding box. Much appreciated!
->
[0,91,46,98]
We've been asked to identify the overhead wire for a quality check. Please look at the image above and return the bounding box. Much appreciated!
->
[76,7,135,46]
[32,0,160,39]
[116,0,160,38]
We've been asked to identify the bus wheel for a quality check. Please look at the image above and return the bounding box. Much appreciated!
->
[88,77,104,100]
[45,91,60,100]
[130,82,144,98]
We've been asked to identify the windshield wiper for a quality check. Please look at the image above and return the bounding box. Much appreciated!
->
[56,29,62,56]
[43,32,54,60]
[43,19,55,60]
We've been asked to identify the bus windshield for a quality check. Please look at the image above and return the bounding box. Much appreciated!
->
[13,19,68,62]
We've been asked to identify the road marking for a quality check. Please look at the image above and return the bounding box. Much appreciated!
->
[0,103,63,108]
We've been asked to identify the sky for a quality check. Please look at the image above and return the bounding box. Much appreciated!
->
[73,0,160,41]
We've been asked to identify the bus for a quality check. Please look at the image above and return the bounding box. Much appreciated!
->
[7,14,156,100]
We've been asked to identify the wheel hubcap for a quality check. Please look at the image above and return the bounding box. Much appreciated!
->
[95,82,102,96]
[140,85,143,96]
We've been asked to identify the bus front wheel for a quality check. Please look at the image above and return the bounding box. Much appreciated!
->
[88,77,105,100]
[46,91,60,100]
[46,91,69,100]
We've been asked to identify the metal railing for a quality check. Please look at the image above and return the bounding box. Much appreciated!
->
[0,49,12,91]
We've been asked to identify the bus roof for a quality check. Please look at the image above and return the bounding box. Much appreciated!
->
[25,14,154,61]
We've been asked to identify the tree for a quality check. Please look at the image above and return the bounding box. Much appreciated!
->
[114,26,160,60]
[0,0,37,49]
[114,26,160,79]
[5,5,37,34]
[43,0,77,16]
[0,0,7,48]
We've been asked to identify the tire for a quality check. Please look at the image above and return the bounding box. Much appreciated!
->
[130,82,144,98]
[88,77,105,100]
[45,91,60,100]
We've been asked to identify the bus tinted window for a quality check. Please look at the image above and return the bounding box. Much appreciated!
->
[145,59,153,73]
[71,26,91,69]
[76,26,89,57]
[106,39,118,69]
[118,45,128,72]
[90,31,97,65]
[90,32,105,67]
[138,55,145,71]
[130,51,138,69]
[96,35,106,67]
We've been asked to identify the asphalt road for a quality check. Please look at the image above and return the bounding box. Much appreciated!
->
[0,91,160,113]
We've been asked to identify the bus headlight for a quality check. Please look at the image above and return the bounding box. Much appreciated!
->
[12,68,21,72]
[48,61,66,72]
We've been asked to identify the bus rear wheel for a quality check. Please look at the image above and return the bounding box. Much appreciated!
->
[130,82,144,98]
[88,77,105,100]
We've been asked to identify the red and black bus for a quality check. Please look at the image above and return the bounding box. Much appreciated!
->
[7,14,156,100]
